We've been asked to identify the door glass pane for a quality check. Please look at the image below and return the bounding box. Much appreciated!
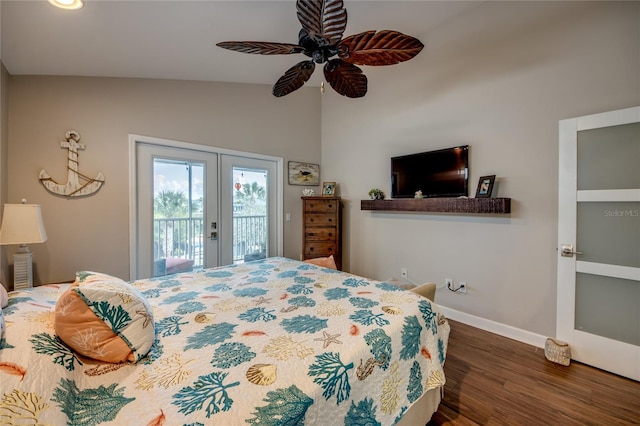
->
[574,118,640,348]
[577,202,640,267]
[577,123,640,190]
[153,159,204,276]
[232,167,267,263]
[575,273,640,345]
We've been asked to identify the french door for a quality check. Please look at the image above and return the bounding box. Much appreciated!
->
[557,106,639,380]
[219,155,280,266]
[130,136,284,279]
[134,141,218,279]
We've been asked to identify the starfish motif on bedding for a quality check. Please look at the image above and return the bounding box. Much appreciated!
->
[136,310,153,328]
[314,331,342,348]
[253,296,272,306]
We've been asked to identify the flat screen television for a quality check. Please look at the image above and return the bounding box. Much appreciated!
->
[391,145,469,198]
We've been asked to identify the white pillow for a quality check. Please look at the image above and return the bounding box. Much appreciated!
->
[0,284,8,308]
[0,284,7,337]
[0,308,4,339]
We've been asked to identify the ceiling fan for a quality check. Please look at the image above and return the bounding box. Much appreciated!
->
[216,0,424,98]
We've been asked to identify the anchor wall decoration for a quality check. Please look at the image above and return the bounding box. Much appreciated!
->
[39,130,105,197]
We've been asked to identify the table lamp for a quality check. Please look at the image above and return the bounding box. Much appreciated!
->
[0,201,48,289]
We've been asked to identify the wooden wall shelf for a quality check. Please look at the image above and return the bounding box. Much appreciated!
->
[360,198,511,214]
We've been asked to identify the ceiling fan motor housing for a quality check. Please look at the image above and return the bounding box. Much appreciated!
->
[299,30,339,64]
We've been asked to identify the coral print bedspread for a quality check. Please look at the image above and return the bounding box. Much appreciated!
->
[0,257,449,425]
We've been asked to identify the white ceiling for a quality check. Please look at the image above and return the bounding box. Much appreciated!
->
[1,0,482,88]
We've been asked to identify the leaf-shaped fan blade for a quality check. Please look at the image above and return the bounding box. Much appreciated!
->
[297,0,347,46]
[273,60,316,97]
[217,41,304,55]
[323,59,367,98]
[337,30,424,66]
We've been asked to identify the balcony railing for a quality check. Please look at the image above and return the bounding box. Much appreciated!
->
[154,217,204,268]
[154,215,266,268]
[232,215,267,262]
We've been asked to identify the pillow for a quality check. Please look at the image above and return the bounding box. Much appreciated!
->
[410,282,437,302]
[304,255,337,270]
[54,271,155,363]
[0,285,6,337]
[0,284,7,308]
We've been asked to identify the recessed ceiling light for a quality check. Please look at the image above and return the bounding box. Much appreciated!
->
[49,0,84,10]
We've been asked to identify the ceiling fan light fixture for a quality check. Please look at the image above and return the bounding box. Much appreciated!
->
[48,0,84,10]
[217,0,423,98]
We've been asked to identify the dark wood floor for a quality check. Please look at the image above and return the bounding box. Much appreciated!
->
[428,320,640,425]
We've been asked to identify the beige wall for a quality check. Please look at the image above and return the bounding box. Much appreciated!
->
[8,77,320,284]
[1,63,8,287]
[321,1,639,337]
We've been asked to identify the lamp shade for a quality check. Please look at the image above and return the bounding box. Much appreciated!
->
[0,204,48,245]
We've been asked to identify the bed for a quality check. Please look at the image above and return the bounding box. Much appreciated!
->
[0,257,449,425]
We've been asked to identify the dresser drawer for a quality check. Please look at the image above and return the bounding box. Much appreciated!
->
[304,242,337,256]
[304,199,338,213]
[305,214,337,227]
[304,227,337,241]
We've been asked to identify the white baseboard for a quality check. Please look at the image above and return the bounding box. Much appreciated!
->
[438,305,548,349]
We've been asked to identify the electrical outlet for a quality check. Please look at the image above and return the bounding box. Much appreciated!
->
[401,268,408,279]
[445,278,453,289]
[459,281,467,294]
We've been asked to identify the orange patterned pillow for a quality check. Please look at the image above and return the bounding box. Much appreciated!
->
[304,255,337,270]
[54,272,154,363]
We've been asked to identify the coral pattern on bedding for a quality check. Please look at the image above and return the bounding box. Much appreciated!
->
[0,257,449,425]
[54,271,155,363]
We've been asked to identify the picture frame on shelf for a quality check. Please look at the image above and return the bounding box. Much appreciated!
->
[288,161,320,186]
[475,175,496,198]
[322,182,336,196]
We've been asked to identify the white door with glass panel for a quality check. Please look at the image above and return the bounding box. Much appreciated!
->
[219,155,280,266]
[134,142,218,279]
[557,106,639,380]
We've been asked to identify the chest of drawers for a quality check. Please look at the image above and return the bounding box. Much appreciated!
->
[302,196,342,270]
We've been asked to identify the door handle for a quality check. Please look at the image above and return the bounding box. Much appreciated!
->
[560,244,582,257]
[210,231,218,241]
